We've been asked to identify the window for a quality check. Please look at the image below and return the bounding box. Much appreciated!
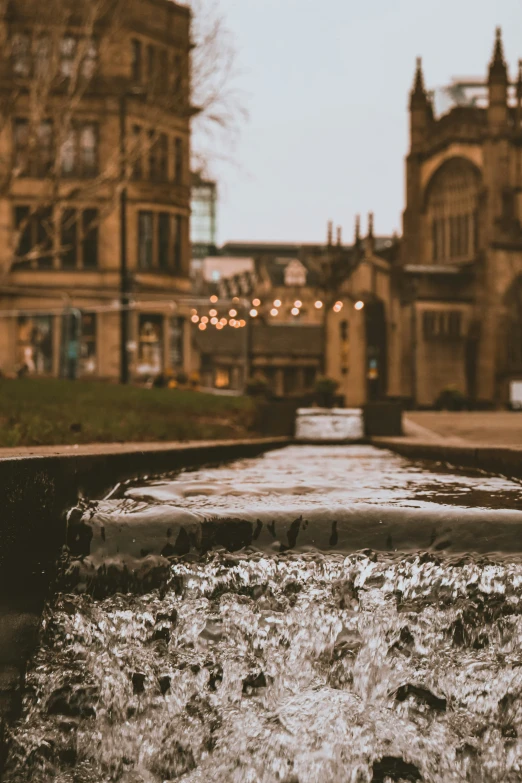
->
[132,125,142,179]
[12,33,30,77]
[173,214,183,274]
[214,368,230,389]
[174,137,183,183]
[158,212,170,270]
[17,316,53,375]
[427,158,480,263]
[138,211,153,269]
[80,313,97,374]
[61,130,76,176]
[61,208,78,268]
[81,39,98,79]
[60,123,98,177]
[284,259,307,286]
[37,121,53,176]
[13,119,29,175]
[60,36,77,78]
[169,317,184,369]
[149,131,158,180]
[157,134,168,181]
[82,209,98,268]
[423,310,463,340]
[79,124,97,176]
[14,206,31,265]
[131,39,142,81]
[35,207,53,268]
[137,314,163,376]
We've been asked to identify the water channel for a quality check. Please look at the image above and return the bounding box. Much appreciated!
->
[4,445,522,782]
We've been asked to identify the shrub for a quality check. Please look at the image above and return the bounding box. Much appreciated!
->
[435,387,468,412]
[314,376,339,408]
[245,376,271,398]
[175,370,189,386]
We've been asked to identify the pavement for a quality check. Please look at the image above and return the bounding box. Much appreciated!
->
[404,412,522,448]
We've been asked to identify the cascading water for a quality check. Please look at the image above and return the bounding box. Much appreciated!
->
[3,446,522,782]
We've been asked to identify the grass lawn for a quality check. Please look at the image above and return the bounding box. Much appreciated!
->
[0,378,258,447]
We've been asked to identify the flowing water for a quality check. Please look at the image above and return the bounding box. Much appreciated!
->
[4,446,522,783]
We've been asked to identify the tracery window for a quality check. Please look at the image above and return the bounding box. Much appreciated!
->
[427,158,480,263]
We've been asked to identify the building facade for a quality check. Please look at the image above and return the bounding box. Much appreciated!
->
[399,29,522,407]
[0,0,194,381]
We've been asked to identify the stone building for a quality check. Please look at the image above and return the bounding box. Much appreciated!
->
[399,28,522,407]
[0,0,193,381]
[192,229,397,399]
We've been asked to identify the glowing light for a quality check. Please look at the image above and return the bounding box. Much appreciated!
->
[270,308,279,317]
[234,322,241,328]
[201,316,209,324]
[191,314,199,324]
[333,304,342,313]
[354,300,365,311]
[229,309,237,317]
[291,307,299,316]
[219,318,227,325]
[209,309,217,317]
[294,300,302,308]
[314,300,323,309]
[233,297,239,303]
[273,299,282,308]
[229,319,237,326]
[210,295,218,304]
[210,317,218,325]
[252,298,261,307]
[249,309,258,318]
[239,319,246,327]
[198,323,207,331]
[191,308,197,314]
[216,322,224,330]
[335,301,343,308]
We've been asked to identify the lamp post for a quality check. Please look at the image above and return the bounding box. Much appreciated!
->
[119,93,130,384]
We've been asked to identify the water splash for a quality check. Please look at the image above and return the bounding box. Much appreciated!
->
[5,550,522,782]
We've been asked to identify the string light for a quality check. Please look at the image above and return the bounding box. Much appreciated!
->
[209,309,217,317]
[291,307,299,316]
[294,300,302,308]
[233,297,239,303]
[239,319,246,327]
[229,309,237,317]
[250,309,258,318]
[314,301,323,309]
[219,318,227,326]
[270,308,279,317]
[191,308,197,314]
[333,302,343,313]
[211,317,218,325]
[354,300,365,311]
[216,322,224,330]
[201,316,209,324]
[229,318,237,326]
[234,322,241,328]
[191,314,199,323]
[252,298,261,307]
[210,295,218,304]
[273,299,282,307]
[198,323,207,331]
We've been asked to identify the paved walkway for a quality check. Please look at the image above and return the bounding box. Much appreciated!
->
[405,412,522,448]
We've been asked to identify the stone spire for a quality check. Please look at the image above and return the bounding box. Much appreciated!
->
[410,57,427,108]
[488,26,508,83]
[327,220,333,247]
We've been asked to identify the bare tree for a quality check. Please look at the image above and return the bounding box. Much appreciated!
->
[188,0,247,176]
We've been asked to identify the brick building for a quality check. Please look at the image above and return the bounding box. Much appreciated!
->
[399,28,522,407]
[0,0,194,381]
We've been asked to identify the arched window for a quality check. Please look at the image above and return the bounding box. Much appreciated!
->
[426,158,480,263]
[284,259,307,287]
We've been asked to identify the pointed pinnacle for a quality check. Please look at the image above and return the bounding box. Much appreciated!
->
[489,26,507,80]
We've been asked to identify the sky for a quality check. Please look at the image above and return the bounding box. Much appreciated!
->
[204,0,522,245]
